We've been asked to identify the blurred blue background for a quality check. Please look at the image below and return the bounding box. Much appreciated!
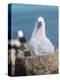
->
[8,4,58,48]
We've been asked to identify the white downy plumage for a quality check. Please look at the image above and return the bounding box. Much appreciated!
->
[29,17,54,55]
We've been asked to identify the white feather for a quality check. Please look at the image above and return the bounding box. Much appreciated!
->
[29,17,54,55]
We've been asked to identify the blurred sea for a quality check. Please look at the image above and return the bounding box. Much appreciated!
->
[8,4,58,48]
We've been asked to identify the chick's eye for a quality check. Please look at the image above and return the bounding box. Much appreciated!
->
[43,20,44,23]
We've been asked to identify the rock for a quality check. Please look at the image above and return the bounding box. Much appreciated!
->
[15,57,27,76]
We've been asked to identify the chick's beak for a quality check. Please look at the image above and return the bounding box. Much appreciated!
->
[37,22,42,29]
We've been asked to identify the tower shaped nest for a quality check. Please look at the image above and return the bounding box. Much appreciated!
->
[15,49,58,76]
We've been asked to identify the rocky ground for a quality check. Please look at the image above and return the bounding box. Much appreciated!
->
[8,40,59,76]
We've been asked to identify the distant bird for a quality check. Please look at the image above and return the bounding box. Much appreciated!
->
[29,17,54,55]
[18,30,27,43]
[18,30,31,56]
[8,39,21,51]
